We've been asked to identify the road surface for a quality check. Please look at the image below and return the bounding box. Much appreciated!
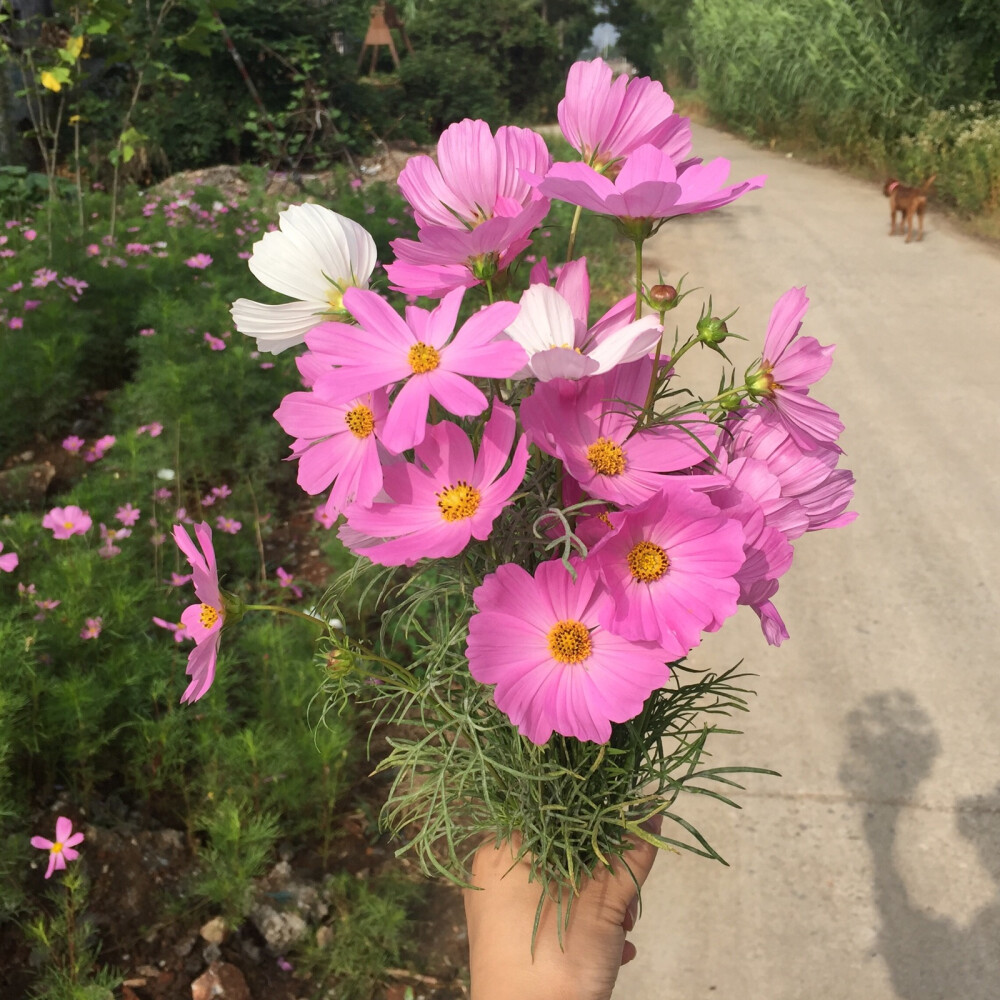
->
[614,123,1000,999]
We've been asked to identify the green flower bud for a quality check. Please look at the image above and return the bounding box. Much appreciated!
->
[697,315,729,344]
[718,391,743,412]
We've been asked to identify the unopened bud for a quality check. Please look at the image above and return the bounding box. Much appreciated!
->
[649,284,678,307]
[697,315,729,344]
[718,391,743,412]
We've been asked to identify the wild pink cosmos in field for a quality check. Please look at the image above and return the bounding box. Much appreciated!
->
[0,541,18,573]
[308,286,524,453]
[62,435,85,454]
[33,599,59,621]
[529,144,765,231]
[466,559,670,745]
[115,503,141,527]
[590,484,744,654]
[215,516,241,534]
[232,203,377,354]
[520,359,713,506]
[8,317,22,329]
[558,57,692,170]
[184,253,213,269]
[203,332,226,351]
[274,387,389,517]
[80,616,103,640]
[275,567,303,599]
[340,402,528,567]
[31,816,84,879]
[173,523,225,703]
[745,287,845,451]
[506,257,661,380]
[42,505,92,539]
[387,119,551,297]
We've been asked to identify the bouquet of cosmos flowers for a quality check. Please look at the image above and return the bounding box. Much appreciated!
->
[166,59,855,896]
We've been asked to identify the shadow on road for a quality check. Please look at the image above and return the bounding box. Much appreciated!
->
[840,691,1000,999]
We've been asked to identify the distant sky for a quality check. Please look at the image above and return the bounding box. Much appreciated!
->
[590,22,620,52]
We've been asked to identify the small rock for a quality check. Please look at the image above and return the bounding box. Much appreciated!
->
[138,965,160,977]
[200,916,227,944]
[202,942,222,964]
[315,925,334,949]
[175,933,197,957]
[191,961,250,1000]
[250,902,308,953]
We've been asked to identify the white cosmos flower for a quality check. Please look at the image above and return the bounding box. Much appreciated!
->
[231,203,377,354]
[506,282,662,381]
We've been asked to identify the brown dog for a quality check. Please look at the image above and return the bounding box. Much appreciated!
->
[883,174,937,243]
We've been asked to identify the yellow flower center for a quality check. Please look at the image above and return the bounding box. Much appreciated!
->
[51,841,64,854]
[436,481,481,522]
[587,437,626,476]
[325,285,346,313]
[344,404,375,439]
[547,620,592,664]
[408,342,440,374]
[627,541,669,583]
[63,521,74,530]
[199,604,220,628]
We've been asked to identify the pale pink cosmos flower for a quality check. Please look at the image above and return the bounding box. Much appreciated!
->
[152,616,192,642]
[98,522,130,558]
[341,402,528,567]
[275,566,303,599]
[34,598,60,621]
[506,257,661,380]
[32,268,58,288]
[528,144,765,230]
[42,505,92,539]
[63,435,86,455]
[185,253,213,269]
[211,484,231,499]
[8,317,22,330]
[520,359,713,506]
[23,299,41,310]
[86,244,100,256]
[80,616,103,640]
[204,332,226,351]
[746,287,844,451]
[200,493,216,507]
[115,503,141,527]
[558,58,692,170]
[136,422,163,437]
[313,505,336,530]
[231,203,377,354]
[274,386,389,517]
[309,286,524,454]
[0,541,18,573]
[215,516,241,534]
[31,816,84,878]
[138,327,156,337]
[23,229,37,241]
[466,559,669,745]
[387,119,552,297]
[172,523,225,703]
[590,483,745,656]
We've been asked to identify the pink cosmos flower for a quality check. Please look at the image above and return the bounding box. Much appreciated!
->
[211,484,231,499]
[528,144,765,229]
[520,359,713,506]
[314,505,336,529]
[341,402,528,566]
[31,816,84,879]
[185,253,213,269]
[200,493,216,507]
[84,434,116,463]
[172,523,224,703]
[86,244,100,256]
[136,422,163,437]
[590,484,745,655]
[23,229,37,241]
[169,572,193,587]
[153,616,192,643]
[274,387,390,517]
[387,119,552,297]
[746,287,844,451]
[62,435,85,454]
[231,203,377,354]
[115,503,141,527]
[24,299,41,310]
[204,332,226,351]
[98,522,130,558]
[80,616,103,640]
[0,541,18,573]
[62,277,87,295]
[34,598,60,621]
[215,516,241,534]
[275,566,303,599]
[32,268,58,287]
[466,559,669,745]
[42,505,92,539]
[8,317,22,330]
[309,286,524,453]
[139,327,156,337]
[506,257,661,380]
[559,58,692,170]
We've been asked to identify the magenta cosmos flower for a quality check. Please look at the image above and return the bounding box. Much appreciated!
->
[340,402,528,567]
[745,287,844,451]
[308,286,524,454]
[466,559,669,745]
[590,483,745,656]
[273,386,389,517]
[173,522,225,703]
[528,144,765,230]
[520,359,713,506]
[42,505,92,539]
[0,541,17,572]
[506,257,661,380]
[232,203,377,354]
[31,816,84,879]
[559,58,692,170]
[387,119,551,297]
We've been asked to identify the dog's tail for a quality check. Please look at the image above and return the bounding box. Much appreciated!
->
[920,173,938,192]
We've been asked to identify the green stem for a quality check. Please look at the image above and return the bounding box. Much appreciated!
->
[639,340,664,429]
[485,277,495,304]
[243,604,332,628]
[633,238,644,321]
[566,204,583,261]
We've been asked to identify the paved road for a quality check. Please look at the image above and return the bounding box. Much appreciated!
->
[614,124,1000,999]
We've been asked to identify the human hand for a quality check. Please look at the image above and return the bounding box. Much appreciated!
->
[463,820,661,1000]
